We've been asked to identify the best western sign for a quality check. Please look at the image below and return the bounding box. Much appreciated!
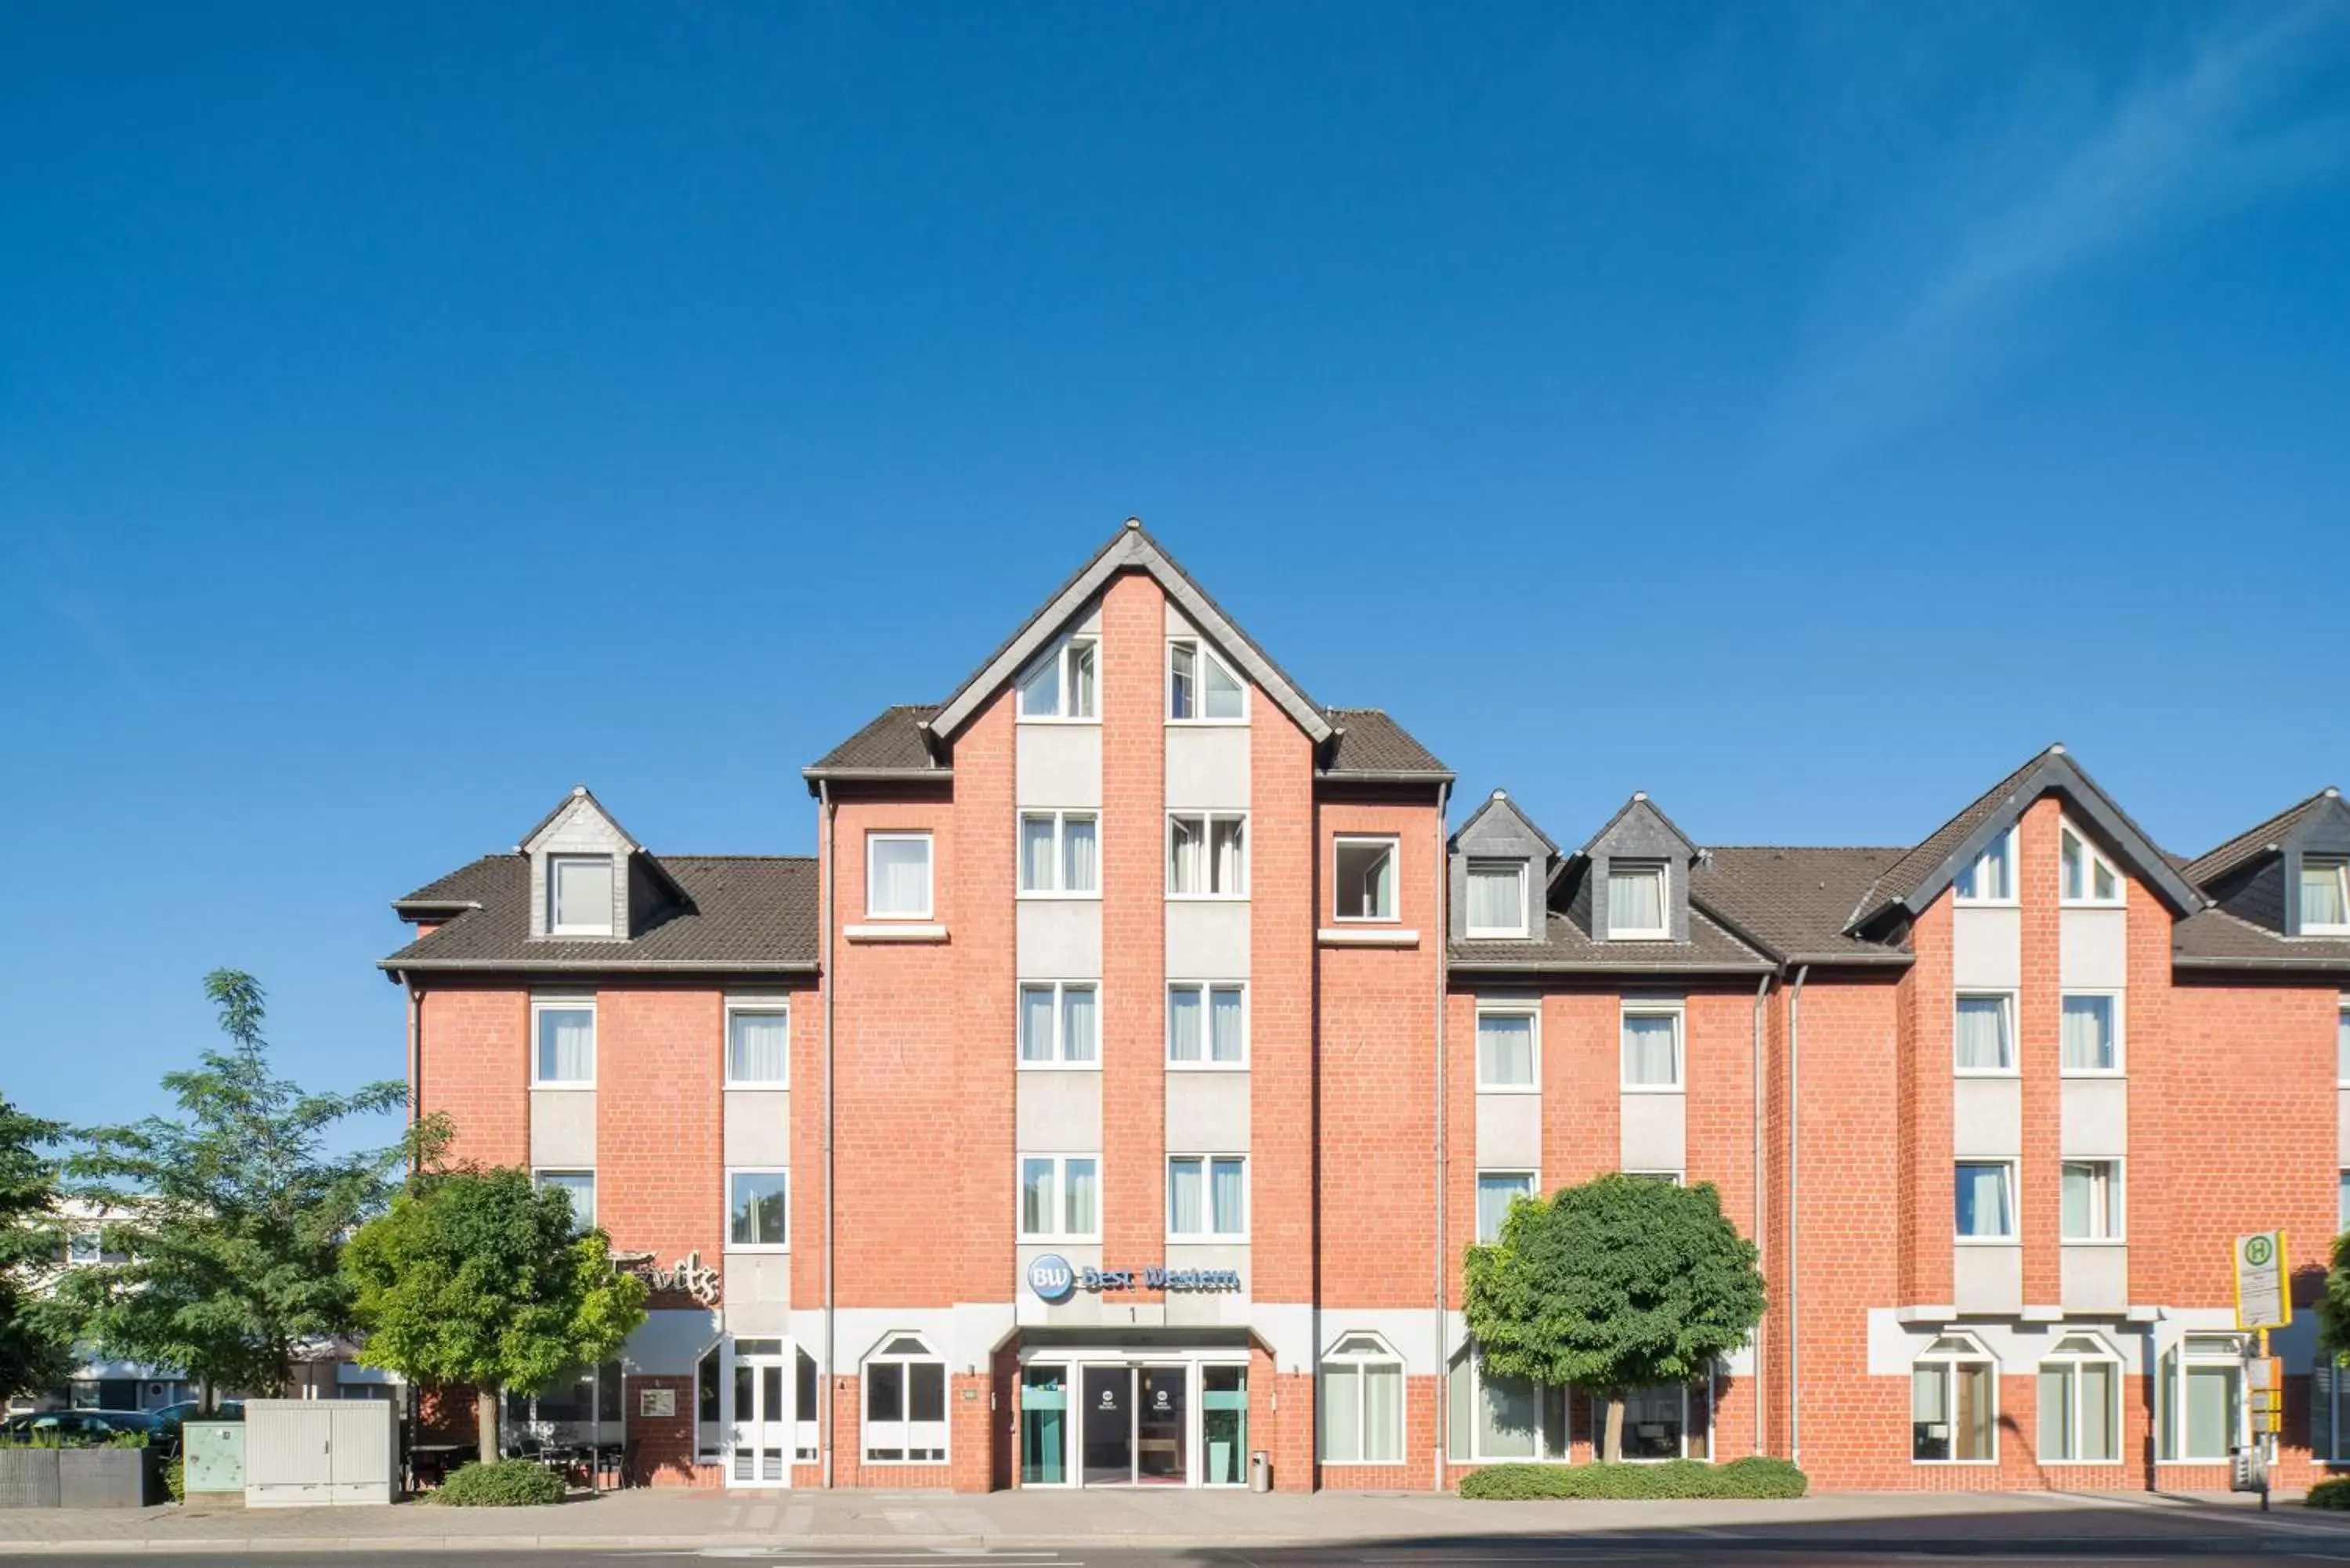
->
[1027,1253,1241,1303]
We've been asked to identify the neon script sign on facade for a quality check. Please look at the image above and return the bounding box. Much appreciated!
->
[611,1249,721,1306]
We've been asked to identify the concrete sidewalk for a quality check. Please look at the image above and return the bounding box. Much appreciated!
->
[3,1485,2349,1555]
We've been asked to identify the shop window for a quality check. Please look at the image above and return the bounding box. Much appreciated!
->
[1598,1382,1708,1461]
[2038,1333,2120,1464]
[1447,1345,1568,1462]
[862,1334,947,1464]
[2158,1333,2244,1463]
[1319,1333,1404,1465]
[504,1360,624,1452]
[1912,1334,1996,1462]
[696,1346,722,1461]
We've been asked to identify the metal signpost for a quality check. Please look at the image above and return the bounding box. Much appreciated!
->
[2233,1231,2290,1511]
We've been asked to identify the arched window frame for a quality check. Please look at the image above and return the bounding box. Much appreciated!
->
[861,1331,949,1465]
[1912,1332,1998,1465]
[2038,1331,2122,1465]
[1319,1331,1405,1466]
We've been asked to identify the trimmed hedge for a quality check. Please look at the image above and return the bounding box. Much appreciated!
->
[2308,1476,2350,1509]
[435,1460,569,1507]
[164,1457,186,1504]
[1460,1455,1807,1500]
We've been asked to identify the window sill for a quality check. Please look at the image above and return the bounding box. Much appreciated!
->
[1475,1083,1540,1096]
[2059,1068,2125,1079]
[845,923,949,943]
[1954,1237,2021,1247]
[1018,891,1102,902]
[1463,930,1533,941]
[1018,1060,1102,1073]
[1167,1060,1249,1072]
[1619,1082,1685,1095]
[531,1081,596,1091]
[1165,718,1250,728]
[724,1245,790,1255]
[1953,1069,2021,1080]
[2060,1237,2128,1248]
[1166,1235,1249,1246]
[1014,716,1101,727]
[725,1080,790,1091]
[1317,927,1420,948]
[1952,898,2020,909]
[1167,894,1250,903]
[1604,930,1671,942]
[2058,900,2127,911]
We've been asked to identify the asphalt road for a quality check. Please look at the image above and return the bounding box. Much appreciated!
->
[31,1547,2350,1567]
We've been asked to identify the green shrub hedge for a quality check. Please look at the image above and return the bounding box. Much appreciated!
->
[2308,1476,2350,1509]
[1460,1455,1807,1500]
[435,1460,569,1506]
[164,1458,186,1504]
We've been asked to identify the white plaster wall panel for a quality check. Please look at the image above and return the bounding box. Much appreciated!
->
[1162,1244,1253,1327]
[2059,1246,2129,1314]
[1016,724,1103,809]
[530,1089,596,1169]
[2059,909,2129,990]
[1618,1093,1687,1174]
[1309,1309,1447,1376]
[1864,1310,2150,1376]
[1951,1078,2023,1158]
[1475,1093,1542,1172]
[2060,1079,2128,1158]
[1165,728,1252,810]
[1166,1070,1251,1153]
[1164,602,1195,637]
[1017,1069,1104,1152]
[1018,900,1103,981]
[724,1089,791,1168]
[723,1253,792,1323]
[1249,1302,1313,1374]
[1012,1245,1105,1328]
[1952,1245,2023,1313]
[1166,902,1250,979]
[1952,906,2022,990]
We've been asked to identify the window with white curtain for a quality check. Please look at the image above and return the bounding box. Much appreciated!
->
[2059,822,2123,905]
[1018,636,1097,721]
[1167,1154,1246,1238]
[534,1169,596,1232]
[1018,1154,1100,1241]
[862,1334,948,1464]
[1477,1008,1537,1089]
[1319,1334,1403,1464]
[1621,1006,1683,1089]
[2039,1334,2121,1463]
[1018,981,1098,1068]
[2339,1006,2349,1086]
[1447,1344,1570,1462]
[1169,812,1247,897]
[2061,1159,2123,1241]
[1019,811,1099,895]
[2158,1334,2243,1462]
[1954,829,2016,903]
[1475,1171,1535,1243]
[1605,861,1668,938]
[866,833,933,919]
[2061,993,2120,1073]
[548,854,616,935]
[726,1002,790,1086]
[1913,1335,1996,1461]
[533,998,595,1085]
[728,1169,788,1248]
[1168,638,1246,721]
[1955,1162,2016,1240]
[1166,982,1246,1066]
[1333,837,1398,921]
[2305,857,2350,932]
[1465,860,1528,938]
[1954,993,2014,1074]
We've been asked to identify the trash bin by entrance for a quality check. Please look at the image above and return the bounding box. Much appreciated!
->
[1249,1449,1271,1492]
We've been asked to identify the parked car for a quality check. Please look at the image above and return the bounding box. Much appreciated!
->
[0,1408,163,1445]
[150,1399,242,1428]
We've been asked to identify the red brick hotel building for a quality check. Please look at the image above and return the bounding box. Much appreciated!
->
[386,522,2350,1494]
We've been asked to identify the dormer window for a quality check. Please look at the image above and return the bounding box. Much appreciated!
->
[548,854,616,936]
[1465,860,1528,938]
[2059,822,2122,905]
[1018,636,1097,721]
[1954,829,2015,904]
[1605,861,1668,939]
[2304,856,2350,934]
[1168,638,1245,721]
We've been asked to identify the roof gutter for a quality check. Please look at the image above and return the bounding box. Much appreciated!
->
[374,959,820,976]
[801,766,956,790]
[1317,769,1459,786]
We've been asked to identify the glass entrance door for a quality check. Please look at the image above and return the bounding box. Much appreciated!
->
[1021,1365,1069,1486]
[1135,1366,1188,1483]
[1080,1367,1131,1486]
[729,1339,790,1485]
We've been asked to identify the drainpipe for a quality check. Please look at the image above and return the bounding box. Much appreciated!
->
[1750,970,1767,1458]
[1430,778,1451,1492]
[820,780,838,1490]
[1785,963,1809,1469]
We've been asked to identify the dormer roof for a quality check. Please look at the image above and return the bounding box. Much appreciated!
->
[1576,792,1697,864]
[1452,789,1558,856]
[2184,787,2350,887]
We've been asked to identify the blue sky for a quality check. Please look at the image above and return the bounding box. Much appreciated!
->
[5,2,2348,1147]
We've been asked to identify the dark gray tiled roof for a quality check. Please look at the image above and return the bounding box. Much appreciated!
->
[1450,904,1773,974]
[1321,709,1449,779]
[2173,907,2350,974]
[1691,847,1914,966]
[807,705,945,776]
[2185,789,2340,887]
[382,854,819,973]
[808,703,1444,781]
[1848,750,2051,929]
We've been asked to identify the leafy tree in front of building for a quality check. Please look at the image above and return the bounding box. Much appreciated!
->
[0,1091,73,1401]
[343,1165,648,1462]
[1463,1171,1766,1463]
[55,969,441,1407]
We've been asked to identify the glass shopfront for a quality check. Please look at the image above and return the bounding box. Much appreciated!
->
[1018,1346,1248,1488]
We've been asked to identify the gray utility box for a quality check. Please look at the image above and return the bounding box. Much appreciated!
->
[244,1399,398,1508]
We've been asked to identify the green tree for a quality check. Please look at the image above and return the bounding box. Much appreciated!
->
[1464,1172,1766,1461]
[343,1165,648,1459]
[0,1093,72,1400]
[57,970,435,1407]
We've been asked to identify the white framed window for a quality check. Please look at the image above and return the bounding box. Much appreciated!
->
[1018,635,1098,721]
[1167,1154,1247,1239]
[1018,811,1100,896]
[1954,992,2015,1075]
[2318,1353,2350,1465]
[1475,1005,1538,1091]
[725,999,791,1086]
[2060,1158,2124,1241]
[1620,1003,1684,1090]
[548,854,616,936]
[1333,836,1399,921]
[1018,1154,1101,1241]
[1168,812,1247,898]
[862,1333,948,1464]
[1605,860,1668,939]
[2060,992,2121,1075]
[1447,1343,1569,1462]
[1598,1384,1708,1461]
[1626,1169,1685,1186]
[2305,856,2350,934]
[532,996,596,1086]
[66,1231,101,1267]
[1166,981,1246,1067]
[1168,637,1246,721]
[1475,1171,1535,1244]
[534,1169,597,1233]
[1954,829,2016,904]
[727,1169,788,1250]
[2341,1169,2349,1232]
[2158,1332,2244,1463]
[2039,1333,2122,1465]
[866,833,934,919]
[2059,821,2124,905]
[1955,1161,2016,1241]
[2338,1005,2349,1087]
[1464,859,1529,938]
[1912,1333,1997,1462]
[1018,981,1099,1068]
[1318,1333,1403,1464]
